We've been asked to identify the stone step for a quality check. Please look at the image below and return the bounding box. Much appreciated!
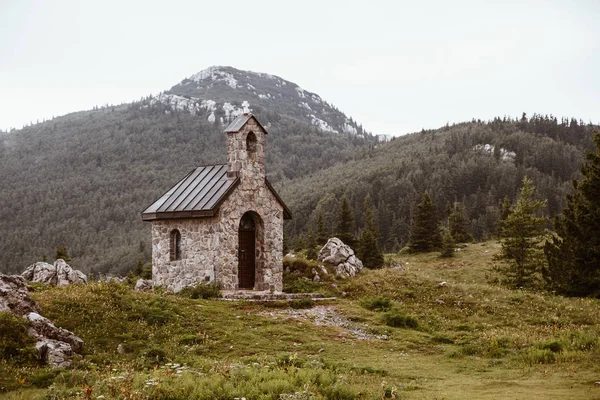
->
[220,290,335,302]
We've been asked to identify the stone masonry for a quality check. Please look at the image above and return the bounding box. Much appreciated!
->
[148,116,286,292]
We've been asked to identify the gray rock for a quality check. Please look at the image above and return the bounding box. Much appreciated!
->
[25,312,83,354]
[134,279,153,291]
[318,238,363,278]
[391,263,405,271]
[22,260,87,286]
[0,274,40,315]
[0,273,83,368]
[35,339,74,368]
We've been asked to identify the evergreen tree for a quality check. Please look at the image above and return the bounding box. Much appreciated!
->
[494,177,547,289]
[448,201,471,243]
[316,210,328,246]
[55,245,72,263]
[408,192,442,253]
[293,235,305,253]
[357,195,384,268]
[306,225,318,260]
[336,196,355,246]
[440,230,455,258]
[496,196,512,237]
[544,132,600,297]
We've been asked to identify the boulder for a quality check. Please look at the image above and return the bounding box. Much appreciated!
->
[0,273,83,367]
[134,278,153,291]
[25,312,83,353]
[0,274,40,315]
[22,259,87,286]
[318,238,364,278]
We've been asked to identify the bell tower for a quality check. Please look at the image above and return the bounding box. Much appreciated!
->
[224,113,266,182]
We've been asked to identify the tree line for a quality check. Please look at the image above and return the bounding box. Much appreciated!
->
[295,132,600,298]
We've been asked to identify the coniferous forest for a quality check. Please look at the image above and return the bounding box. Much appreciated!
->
[282,114,596,252]
[0,99,597,284]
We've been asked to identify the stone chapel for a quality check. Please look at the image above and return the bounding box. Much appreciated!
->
[142,113,291,292]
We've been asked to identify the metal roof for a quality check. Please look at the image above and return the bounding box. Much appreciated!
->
[224,113,268,134]
[142,164,239,221]
[142,165,292,221]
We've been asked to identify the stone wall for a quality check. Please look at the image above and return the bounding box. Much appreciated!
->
[151,116,284,292]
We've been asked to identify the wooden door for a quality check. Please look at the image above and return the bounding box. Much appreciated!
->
[238,229,255,289]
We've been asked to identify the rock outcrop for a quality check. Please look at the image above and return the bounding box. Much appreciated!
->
[318,238,364,278]
[134,278,153,291]
[0,273,83,367]
[22,259,87,286]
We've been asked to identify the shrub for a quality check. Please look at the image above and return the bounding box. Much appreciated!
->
[361,296,392,311]
[431,334,454,344]
[520,348,556,365]
[283,256,318,275]
[28,369,61,388]
[289,297,314,309]
[537,340,563,353]
[179,281,222,299]
[381,310,419,329]
[144,347,167,362]
[178,333,204,346]
[0,311,37,365]
[283,275,322,293]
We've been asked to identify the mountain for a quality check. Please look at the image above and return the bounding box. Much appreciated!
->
[0,66,596,276]
[280,115,598,252]
[0,67,374,275]
[158,66,367,136]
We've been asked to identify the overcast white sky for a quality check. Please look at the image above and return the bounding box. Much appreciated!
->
[1,0,599,136]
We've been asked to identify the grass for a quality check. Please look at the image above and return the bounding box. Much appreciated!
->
[1,241,599,399]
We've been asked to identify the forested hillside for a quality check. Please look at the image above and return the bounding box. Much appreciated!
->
[0,100,371,275]
[0,64,596,278]
[281,115,597,251]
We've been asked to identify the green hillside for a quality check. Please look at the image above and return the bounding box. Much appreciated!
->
[2,242,599,399]
[0,67,596,277]
[281,115,597,251]
[0,102,370,275]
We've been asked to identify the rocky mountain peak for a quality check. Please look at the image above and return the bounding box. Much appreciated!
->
[147,66,368,137]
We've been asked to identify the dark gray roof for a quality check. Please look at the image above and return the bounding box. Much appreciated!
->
[142,164,292,221]
[142,164,239,221]
[224,113,268,134]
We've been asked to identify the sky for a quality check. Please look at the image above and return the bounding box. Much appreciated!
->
[1,0,599,136]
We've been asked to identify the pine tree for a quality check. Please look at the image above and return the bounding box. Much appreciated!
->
[55,245,72,263]
[496,195,512,237]
[494,177,547,289]
[336,196,355,246]
[544,132,600,297]
[306,225,318,260]
[448,201,471,243]
[316,210,328,246]
[408,192,442,253]
[440,230,455,258]
[357,195,384,268]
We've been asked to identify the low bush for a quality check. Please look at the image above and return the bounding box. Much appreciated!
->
[520,348,556,365]
[361,296,392,311]
[179,281,222,299]
[283,256,319,274]
[289,297,314,309]
[144,347,167,363]
[0,311,37,365]
[381,310,419,329]
[283,274,322,293]
[537,340,563,353]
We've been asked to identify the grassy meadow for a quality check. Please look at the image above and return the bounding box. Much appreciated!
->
[1,241,599,399]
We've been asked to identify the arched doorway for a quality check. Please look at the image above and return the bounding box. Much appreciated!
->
[238,212,261,289]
